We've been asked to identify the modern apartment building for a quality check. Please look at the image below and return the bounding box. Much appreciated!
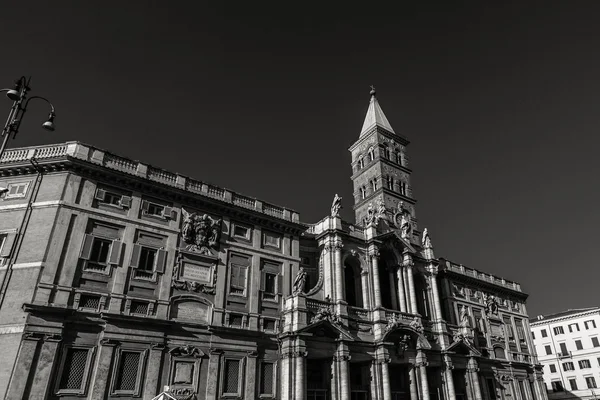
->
[0,90,547,400]
[531,308,600,400]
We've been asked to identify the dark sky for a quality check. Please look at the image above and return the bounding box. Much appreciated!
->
[1,2,598,318]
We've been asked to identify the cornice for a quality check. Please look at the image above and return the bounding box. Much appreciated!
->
[529,309,600,326]
[440,269,528,300]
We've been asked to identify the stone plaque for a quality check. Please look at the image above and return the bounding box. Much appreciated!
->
[173,361,194,384]
[181,263,211,283]
[172,301,209,322]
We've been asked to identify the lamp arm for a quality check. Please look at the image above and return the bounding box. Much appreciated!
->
[23,96,55,114]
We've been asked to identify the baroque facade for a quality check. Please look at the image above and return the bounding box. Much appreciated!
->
[530,307,600,400]
[0,90,547,400]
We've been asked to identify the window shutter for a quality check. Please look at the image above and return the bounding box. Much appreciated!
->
[155,248,167,274]
[240,266,247,289]
[130,244,142,268]
[260,270,266,291]
[80,234,95,260]
[141,200,149,214]
[108,240,123,265]
[94,189,106,201]
[230,265,239,287]
[0,233,16,258]
[277,274,283,295]
[162,206,173,219]
[120,196,132,208]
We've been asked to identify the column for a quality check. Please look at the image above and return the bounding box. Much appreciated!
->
[28,334,63,399]
[370,361,380,400]
[5,332,42,399]
[371,248,382,308]
[389,270,398,310]
[294,349,307,400]
[324,243,334,300]
[143,343,165,399]
[280,351,292,400]
[334,241,344,303]
[467,358,483,400]
[445,360,457,400]
[381,360,392,400]
[403,267,411,313]
[331,358,338,400]
[409,364,419,400]
[406,262,418,314]
[397,266,407,312]
[205,348,223,400]
[361,269,370,309]
[90,339,118,400]
[429,266,442,321]
[336,344,351,400]
[418,351,430,400]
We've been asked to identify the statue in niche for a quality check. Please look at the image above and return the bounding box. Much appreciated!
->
[459,305,471,328]
[331,194,342,217]
[181,209,223,254]
[397,201,412,239]
[292,267,307,294]
[422,228,432,249]
[484,293,499,315]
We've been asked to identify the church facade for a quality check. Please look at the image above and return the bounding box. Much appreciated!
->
[0,91,547,400]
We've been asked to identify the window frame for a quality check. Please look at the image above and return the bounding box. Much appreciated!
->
[541,329,548,338]
[554,326,565,335]
[109,348,147,396]
[3,181,30,200]
[545,345,552,355]
[258,360,277,398]
[585,320,597,330]
[569,378,578,391]
[231,223,252,241]
[586,376,598,389]
[579,359,591,369]
[262,231,281,251]
[549,364,557,373]
[94,187,132,209]
[220,357,245,398]
[141,199,177,221]
[80,234,123,275]
[562,362,575,371]
[54,345,96,396]
[229,253,250,297]
[130,243,167,281]
[568,323,580,333]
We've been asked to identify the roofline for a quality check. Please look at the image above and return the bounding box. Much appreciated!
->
[529,307,600,325]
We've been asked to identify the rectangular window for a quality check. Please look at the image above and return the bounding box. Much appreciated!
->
[79,294,101,310]
[569,379,578,391]
[541,329,548,338]
[56,347,93,395]
[559,343,568,354]
[80,234,122,273]
[263,231,281,249]
[592,337,600,348]
[232,224,251,240]
[263,319,276,332]
[223,359,242,396]
[260,362,275,396]
[532,331,535,340]
[545,345,552,355]
[95,188,131,208]
[114,351,142,393]
[549,364,557,373]
[579,360,591,369]
[568,323,580,333]
[563,362,575,371]
[552,381,564,392]
[554,326,565,335]
[576,340,583,350]
[130,244,167,280]
[587,377,597,389]
[229,254,250,296]
[4,182,30,199]
[229,314,243,327]
[585,320,597,330]
[141,200,176,220]
[597,357,600,367]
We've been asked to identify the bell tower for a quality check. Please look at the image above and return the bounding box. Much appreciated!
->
[348,88,418,238]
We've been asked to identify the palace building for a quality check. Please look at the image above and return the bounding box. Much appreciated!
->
[0,90,547,400]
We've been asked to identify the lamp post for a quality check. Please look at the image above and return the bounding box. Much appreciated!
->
[0,76,56,160]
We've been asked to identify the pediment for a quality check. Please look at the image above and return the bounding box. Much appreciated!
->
[299,319,354,341]
[446,338,481,357]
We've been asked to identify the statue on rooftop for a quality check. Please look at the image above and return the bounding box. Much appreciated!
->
[331,194,342,217]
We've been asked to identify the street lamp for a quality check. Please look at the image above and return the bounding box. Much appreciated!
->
[0,76,56,160]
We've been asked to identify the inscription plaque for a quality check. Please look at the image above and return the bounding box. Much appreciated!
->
[174,361,194,384]
[181,263,212,283]
[173,301,209,322]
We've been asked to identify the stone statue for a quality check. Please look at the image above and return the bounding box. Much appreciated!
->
[484,293,499,315]
[459,305,470,328]
[400,212,411,239]
[422,228,432,249]
[292,266,307,294]
[181,209,223,254]
[331,194,342,217]
[376,199,387,221]
[365,202,376,225]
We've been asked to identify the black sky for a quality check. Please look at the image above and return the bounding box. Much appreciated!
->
[1,2,599,318]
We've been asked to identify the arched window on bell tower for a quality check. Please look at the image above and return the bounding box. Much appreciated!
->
[360,186,367,200]
[358,156,364,169]
[386,176,394,190]
[368,147,375,162]
[370,179,378,192]
[384,147,391,159]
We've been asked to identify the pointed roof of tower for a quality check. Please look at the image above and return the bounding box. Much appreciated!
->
[360,86,395,137]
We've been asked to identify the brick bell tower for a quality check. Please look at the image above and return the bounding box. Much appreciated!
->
[348,87,418,239]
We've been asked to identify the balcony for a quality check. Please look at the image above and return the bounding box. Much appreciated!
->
[558,351,572,359]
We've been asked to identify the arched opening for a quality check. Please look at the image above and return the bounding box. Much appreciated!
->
[414,273,432,320]
[494,346,506,360]
[344,256,363,308]
[378,249,399,310]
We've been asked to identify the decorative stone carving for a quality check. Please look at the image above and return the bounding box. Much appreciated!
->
[394,201,413,239]
[333,354,351,362]
[395,334,411,357]
[167,387,196,400]
[181,209,223,254]
[422,228,432,249]
[459,305,470,328]
[169,345,204,358]
[409,317,424,334]
[385,313,401,334]
[365,203,376,225]
[331,194,342,217]
[310,303,341,326]
[292,266,307,295]
[484,293,499,315]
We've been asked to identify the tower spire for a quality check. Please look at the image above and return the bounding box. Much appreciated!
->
[360,86,395,137]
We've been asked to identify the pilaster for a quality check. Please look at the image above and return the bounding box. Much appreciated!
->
[90,338,118,400]
[6,332,43,399]
[27,333,63,399]
[370,247,382,308]
[444,355,457,400]
[416,350,430,400]
[205,348,223,400]
[335,342,351,400]
[143,343,165,399]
